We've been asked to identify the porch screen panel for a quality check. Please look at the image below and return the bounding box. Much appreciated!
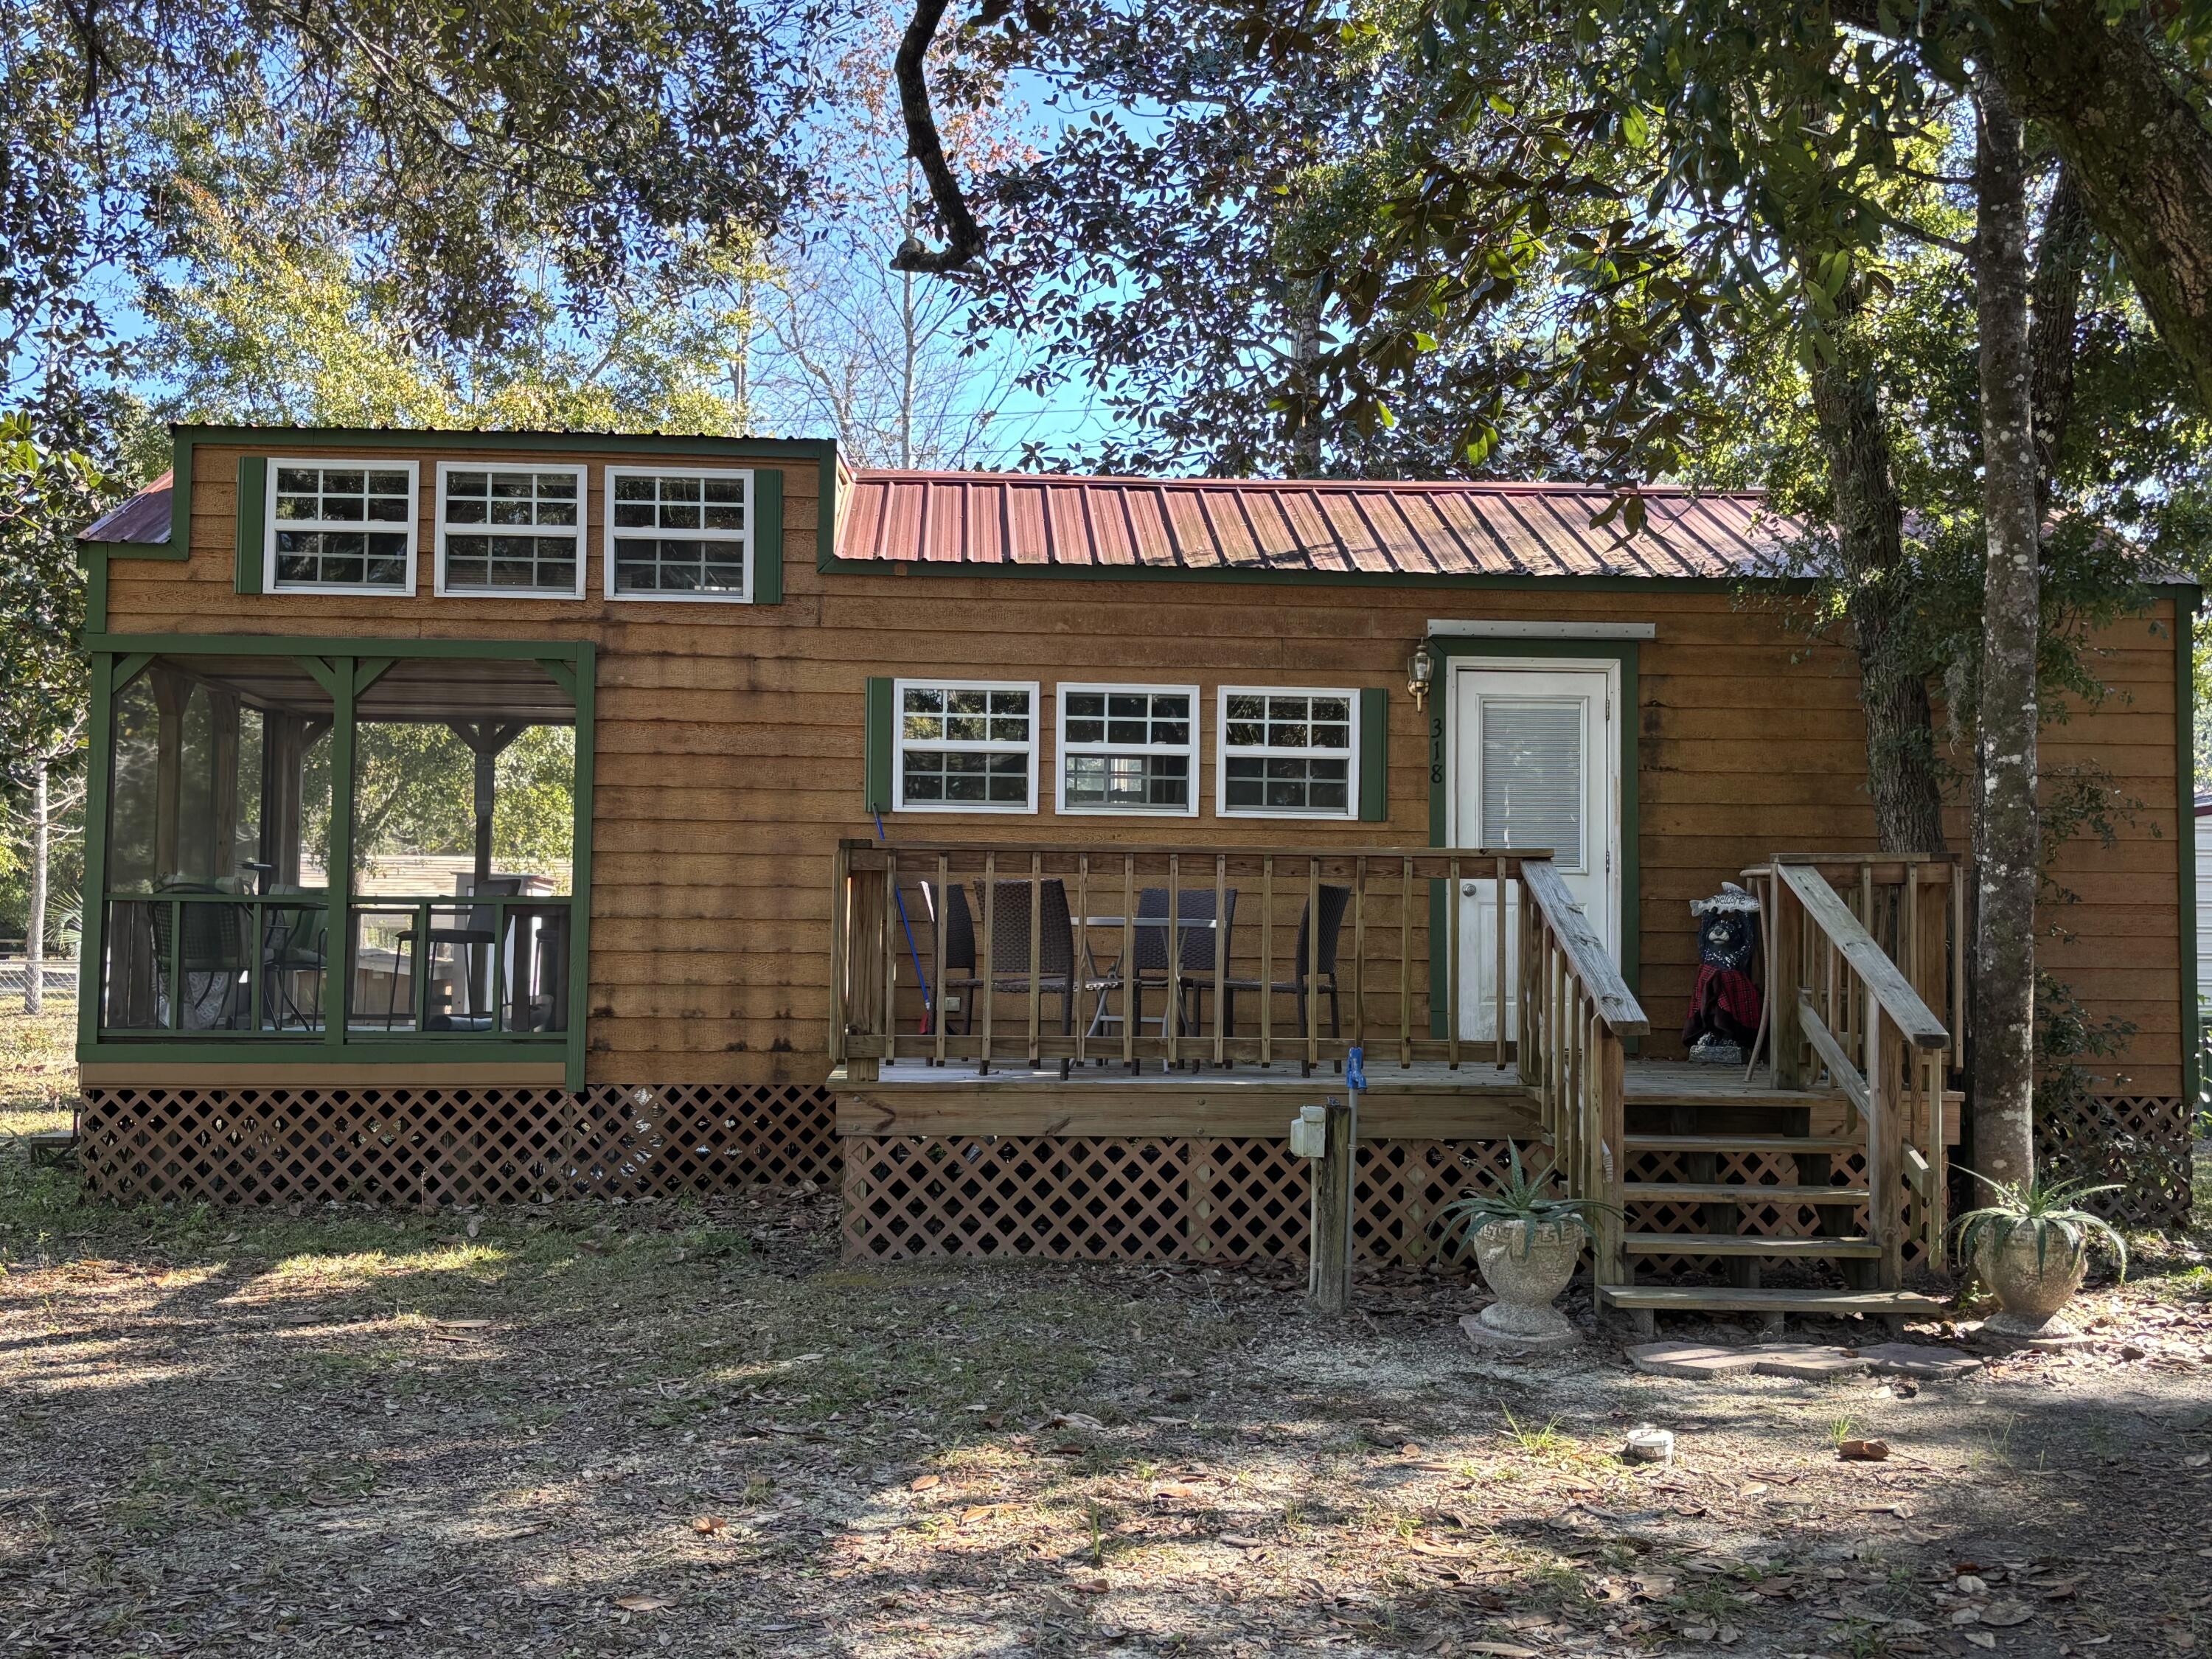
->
[1478,699,1584,868]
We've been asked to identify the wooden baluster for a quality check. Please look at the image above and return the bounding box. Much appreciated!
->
[883,860,900,1069]
[1447,856,1462,1071]
[1259,855,1274,1067]
[1305,855,1321,1075]
[1213,853,1228,1068]
[933,852,949,1067]
[1166,852,1182,1071]
[1121,855,1136,1074]
[1398,855,1412,1066]
[1770,874,1802,1088]
[1598,1016,1627,1285]
[1349,855,1366,1051]
[980,852,997,1074]
[1866,985,1901,1291]
[829,843,850,1065]
[1074,853,1088,1070]
[1493,852,1508,1071]
[1026,852,1043,1067]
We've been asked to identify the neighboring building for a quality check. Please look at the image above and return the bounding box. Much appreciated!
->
[69,427,2199,1322]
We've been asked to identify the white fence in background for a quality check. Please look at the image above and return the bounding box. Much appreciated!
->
[0,956,79,1004]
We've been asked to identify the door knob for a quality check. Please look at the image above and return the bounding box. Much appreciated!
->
[1461,881,1478,897]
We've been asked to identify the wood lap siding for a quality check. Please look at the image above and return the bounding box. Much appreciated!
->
[104,443,2186,1095]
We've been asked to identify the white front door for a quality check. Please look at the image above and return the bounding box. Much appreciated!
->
[1451,661,1620,1043]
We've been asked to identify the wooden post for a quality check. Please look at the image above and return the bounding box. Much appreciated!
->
[1307,1095,1355,1315]
[1770,874,1804,1088]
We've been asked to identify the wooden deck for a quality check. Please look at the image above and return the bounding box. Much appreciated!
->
[830,1057,1846,1138]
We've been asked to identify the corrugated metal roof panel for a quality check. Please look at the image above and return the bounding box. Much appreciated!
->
[80,471,174,543]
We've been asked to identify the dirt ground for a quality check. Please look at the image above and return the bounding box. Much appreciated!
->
[4,1008,2210,1659]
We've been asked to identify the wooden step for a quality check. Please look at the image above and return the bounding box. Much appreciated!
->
[1599,1285,1945,1316]
[1624,1183,1870,1203]
[1629,1091,1846,1110]
[1624,1134,1861,1154]
[1622,1232,1881,1259]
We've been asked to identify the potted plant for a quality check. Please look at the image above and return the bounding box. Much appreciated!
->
[1433,1142,1613,1349]
[1952,1171,2129,1343]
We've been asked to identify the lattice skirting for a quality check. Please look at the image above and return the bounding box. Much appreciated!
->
[841,1135,1928,1266]
[77,1084,839,1206]
[2039,1094,2196,1231]
[841,1135,1514,1262]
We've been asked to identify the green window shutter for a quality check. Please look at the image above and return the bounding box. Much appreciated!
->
[751,466,783,604]
[234,456,267,594]
[865,676,894,812]
[1359,687,1389,822]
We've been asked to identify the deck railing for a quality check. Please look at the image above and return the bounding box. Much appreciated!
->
[831,840,1649,1082]
[1517,860,1650,1283]
[1760,857,1956,1279]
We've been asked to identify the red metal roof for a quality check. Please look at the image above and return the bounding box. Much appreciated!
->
[838,470,1794,580]
[80,470,173,543]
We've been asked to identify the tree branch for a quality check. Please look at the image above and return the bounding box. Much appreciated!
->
[889,0,985,275]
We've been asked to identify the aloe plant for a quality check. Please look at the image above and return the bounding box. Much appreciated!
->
[1433,1141,1616,1262]
[1952,1169,2129,1282]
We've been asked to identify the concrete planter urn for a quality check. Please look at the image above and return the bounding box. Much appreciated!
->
[1975,1225,2088,1339]
[1433,1142,1610,1352]
[1467,1218,1585,1347]
[1954,1172,2127,1346]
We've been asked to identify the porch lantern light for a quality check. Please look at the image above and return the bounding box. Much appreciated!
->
[1407,643,1436,712]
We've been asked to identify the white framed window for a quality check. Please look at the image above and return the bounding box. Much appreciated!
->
[265,459,419,594]
[434,463,587,597]
[894,679,1038,812]
[603,466,753,601]
[1056,683,1200,815]
[1217,686,1359,818]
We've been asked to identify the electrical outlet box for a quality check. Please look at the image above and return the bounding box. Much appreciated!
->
[1288,1105,1329,1159]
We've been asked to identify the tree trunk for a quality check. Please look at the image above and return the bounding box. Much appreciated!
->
[1976,1,2212,414]
[1286,278,1324,479]
[1970,65,2042,1191]
[2026,167,2092,507]
[1807,291,1947,855]
[24,759,47,1016]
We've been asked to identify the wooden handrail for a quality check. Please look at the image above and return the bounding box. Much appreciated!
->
[1773,863,1948,1049]
[1520,861,1649,1037]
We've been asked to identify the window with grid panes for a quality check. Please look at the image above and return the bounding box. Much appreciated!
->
[606,468,751,598]
[438,467,583,595]
[269,462,414,591]
[1217,688,1357,816]
[894,681,1036,810]
[1057,685,1197,813]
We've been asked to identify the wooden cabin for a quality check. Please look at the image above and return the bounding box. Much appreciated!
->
[71,425,2199,1326]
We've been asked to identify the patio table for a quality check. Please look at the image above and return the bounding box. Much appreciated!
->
[1077,914,1217,1051]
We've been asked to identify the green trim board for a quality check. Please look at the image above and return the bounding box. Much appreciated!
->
[75,653,116,1054]
[77,634,598,1083]
[2180,595,2200,1107]
[234,456,266,594]
[753,465,785,604]
[566,641,597,1092]
[1424,638,1643,1044]
[863,676,894,812]
[1358,688,1388,822]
